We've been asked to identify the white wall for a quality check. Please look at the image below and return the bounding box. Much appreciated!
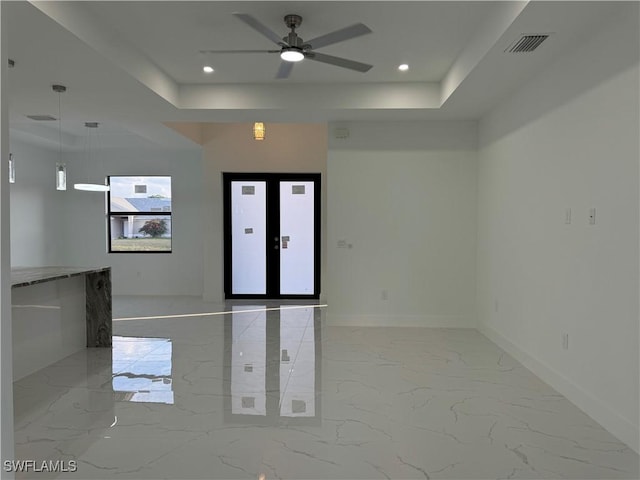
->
[477,3,639,452]
[327,121,477,326]
[9,140,65,266]
[201,123,328,302]
[57,145,203,296]
[1,3,16,472]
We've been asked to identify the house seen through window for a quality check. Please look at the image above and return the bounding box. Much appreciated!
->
[108,176,172,253]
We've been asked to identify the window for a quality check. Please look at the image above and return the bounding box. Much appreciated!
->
[108,176,172,253]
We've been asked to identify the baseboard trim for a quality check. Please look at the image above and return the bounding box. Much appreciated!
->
[479,323,639,454]
[326,313,474,328]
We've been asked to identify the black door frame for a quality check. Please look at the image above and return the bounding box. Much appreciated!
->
[223,172,321,299]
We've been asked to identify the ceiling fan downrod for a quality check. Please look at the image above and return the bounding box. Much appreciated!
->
[283,14,304,48]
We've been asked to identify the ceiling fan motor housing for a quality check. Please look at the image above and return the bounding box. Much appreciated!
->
[283,15,304,48]
[284,34,303,48]
[284,14,302,29]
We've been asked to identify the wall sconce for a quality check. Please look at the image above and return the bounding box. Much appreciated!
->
[253,122,265,141]
[56,163,67,190]
[8,153,15,184]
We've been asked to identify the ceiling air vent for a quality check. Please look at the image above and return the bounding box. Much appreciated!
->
[26,114,57,121]
[505,34,550,53]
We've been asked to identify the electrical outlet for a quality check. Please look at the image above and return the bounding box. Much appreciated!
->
[562,333,569,350]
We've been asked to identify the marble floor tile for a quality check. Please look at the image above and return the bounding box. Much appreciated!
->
[12,297,639,479]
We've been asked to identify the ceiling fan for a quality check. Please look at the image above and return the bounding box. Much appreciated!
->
[201,13,373,79]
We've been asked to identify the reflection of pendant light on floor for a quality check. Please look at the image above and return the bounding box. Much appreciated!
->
[52,84,67,190]
[74,122,109,192]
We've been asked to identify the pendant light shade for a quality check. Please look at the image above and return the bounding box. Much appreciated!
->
[56,163,66,190]
[74,183,109,192]
[8,153,15,184]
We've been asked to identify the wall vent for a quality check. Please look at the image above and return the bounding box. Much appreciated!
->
[26,114,57,121]
[505,34,550,53]
[334,127,349,139]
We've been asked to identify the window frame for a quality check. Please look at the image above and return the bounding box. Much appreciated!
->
[107,175,173,254]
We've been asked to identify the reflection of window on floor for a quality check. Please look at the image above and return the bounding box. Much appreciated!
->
[112,336,173,404]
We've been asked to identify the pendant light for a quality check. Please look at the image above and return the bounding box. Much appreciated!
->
[56,163,67,190]
[8,153,15,184]
[74,122,109,192]
[52,84,67,190]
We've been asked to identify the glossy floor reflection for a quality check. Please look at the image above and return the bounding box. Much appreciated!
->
[14,298,639,479]
[112,336,174,405]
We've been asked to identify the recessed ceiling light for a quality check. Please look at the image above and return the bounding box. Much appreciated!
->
[398,64,409,71]
[203,65,214,74]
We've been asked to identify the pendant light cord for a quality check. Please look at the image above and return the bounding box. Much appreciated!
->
[84,124,90,183]
[58,92,62,162]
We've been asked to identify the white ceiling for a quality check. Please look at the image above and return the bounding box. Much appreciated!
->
[82,1,497,84]
[5,1,620,149]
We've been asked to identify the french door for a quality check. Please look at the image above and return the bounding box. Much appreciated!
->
[223,173,320,299]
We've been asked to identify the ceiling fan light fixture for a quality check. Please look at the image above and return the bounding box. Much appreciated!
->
[280,48,304,62]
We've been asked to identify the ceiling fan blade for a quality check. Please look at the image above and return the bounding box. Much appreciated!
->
[233,13,288,47]
[305,23,372,50]
[305,52,372,72]
[275,61,294,79]
[200,49,280,54]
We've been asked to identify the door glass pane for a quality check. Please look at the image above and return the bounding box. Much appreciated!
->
[231,306,266,415]
[280,181,315,295]
[231,181,266,294]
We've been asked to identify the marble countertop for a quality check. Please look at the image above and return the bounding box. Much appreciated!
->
[11,266,111,288]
